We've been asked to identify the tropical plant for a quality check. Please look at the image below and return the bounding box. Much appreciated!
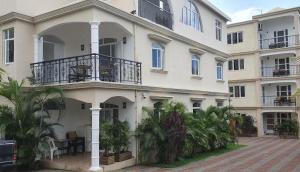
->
[136,107,165,163]
[100,120,113,156]
[239,115,257,136]
[159,105,186,163]
[136,101,238,165]
[0,78,63,170]
[277,119,299,136]
[112,120,130,154]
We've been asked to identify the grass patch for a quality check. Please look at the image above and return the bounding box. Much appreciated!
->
[153,144,246,168]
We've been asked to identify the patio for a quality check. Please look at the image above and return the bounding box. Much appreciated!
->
[41,153,135,172]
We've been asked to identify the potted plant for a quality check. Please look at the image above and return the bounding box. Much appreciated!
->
[100,121,115,165]
[277,119,299,139]
[112,120,132,162]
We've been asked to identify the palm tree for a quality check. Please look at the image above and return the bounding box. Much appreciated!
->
[0,78,63,169]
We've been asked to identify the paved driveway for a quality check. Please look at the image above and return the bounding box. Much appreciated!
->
[115,137,300,172]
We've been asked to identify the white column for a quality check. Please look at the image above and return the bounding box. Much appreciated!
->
[33,35,39,63]
[90,22,100,80]
[294,15,300,45]
[89,107,103,172]
[39,36,44,62]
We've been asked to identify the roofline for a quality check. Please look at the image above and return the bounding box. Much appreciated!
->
[253,7,300,19]
[197,0,231,21]
[227,20,257,28]
[0,0,230,58]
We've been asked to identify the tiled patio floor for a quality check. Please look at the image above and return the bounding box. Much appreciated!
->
[114,137,300,172]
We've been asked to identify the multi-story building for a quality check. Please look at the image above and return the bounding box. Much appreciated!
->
[227,7,300,137]
[0,0,230,171]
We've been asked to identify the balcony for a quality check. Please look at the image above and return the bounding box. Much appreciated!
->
[261,65,300,77]
[30,54,142,85]
[261,96,296,107]
[259,35,300,50]
[138,0,173,29]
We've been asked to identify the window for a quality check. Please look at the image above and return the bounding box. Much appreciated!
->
[276,85,291,98]
[227,31,243,44]
[152,43,164,69]
[192,55,200,75]
[229,86,246,98]
[216,100,224,107]
[275,58,289,70]
[154,102,163,117]
[182,0,202,31]
[227,34,232,44]
[192,102,202,114]
[228,59,244,71]
[3,28,14,64]
[216,20,222,41]
[216,62,223,80]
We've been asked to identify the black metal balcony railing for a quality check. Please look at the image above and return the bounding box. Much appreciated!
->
[259,35,300,49]
[261,96,296,107]
[261,65,300,77]
[138,0,173,29]
[30,54,142,85]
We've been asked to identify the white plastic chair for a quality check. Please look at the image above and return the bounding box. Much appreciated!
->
[46,137,59,161]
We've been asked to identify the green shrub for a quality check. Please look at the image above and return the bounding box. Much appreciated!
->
[277,119,299,136]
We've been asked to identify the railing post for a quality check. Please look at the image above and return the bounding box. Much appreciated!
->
[139,63,142,84]
[119,59,122,82]
[58,59,61,83]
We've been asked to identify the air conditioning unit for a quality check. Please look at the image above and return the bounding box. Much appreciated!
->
[258,23,263,31]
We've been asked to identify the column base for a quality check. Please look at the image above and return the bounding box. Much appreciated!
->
[89,166,103,172]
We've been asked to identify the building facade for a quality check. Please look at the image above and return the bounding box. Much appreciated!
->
[227,7,300,137]
[0,0,230,171]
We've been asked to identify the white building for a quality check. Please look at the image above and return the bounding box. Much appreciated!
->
[227,7,300,137]
[0,0,230,171]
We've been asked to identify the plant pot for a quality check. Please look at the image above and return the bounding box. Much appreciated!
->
[114,151,132,162]
[100,154,115,165]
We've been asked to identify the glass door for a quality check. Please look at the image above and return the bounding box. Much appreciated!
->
[266,114,275,134]
[99,38,117,82]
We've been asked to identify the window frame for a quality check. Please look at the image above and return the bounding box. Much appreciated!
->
[216,19,222,41]
[192,101,202,114]
[228,59,245,71]
[229,85,246,98]
[191,55,200,76]
[151,43,164,69]
[181,0,202,31]
[216,62,224,80]
[227,31,243,45]
[3,28,14,64]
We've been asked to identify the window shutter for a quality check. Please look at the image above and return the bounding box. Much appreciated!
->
[274,31,277,43]
[288,85,291,96]
[227,34,232,44]
[277,85,280,96]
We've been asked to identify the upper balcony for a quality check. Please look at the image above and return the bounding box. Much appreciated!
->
[138,0,173,29]
[30,21,142,86]
[261,83,297,107]
[260,53,300,78]
[30,54,142,85]
[259,34,300,50]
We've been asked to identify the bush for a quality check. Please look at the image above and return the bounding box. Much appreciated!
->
[239,115,257,136]
[136,101,236,164]
[112,120,130,154]
[277,119,299,136]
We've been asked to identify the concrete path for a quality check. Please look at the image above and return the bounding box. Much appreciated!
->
[115,137,300,172]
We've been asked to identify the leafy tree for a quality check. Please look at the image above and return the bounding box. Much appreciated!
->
[0,78,63,170]
[112,120,130,154]
[277,119,299,136]
[100,121,114,156]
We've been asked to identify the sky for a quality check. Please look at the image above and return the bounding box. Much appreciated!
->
[208,0,300,23]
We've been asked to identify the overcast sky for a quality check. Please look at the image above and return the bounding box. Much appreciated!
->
[208,0,300,23]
